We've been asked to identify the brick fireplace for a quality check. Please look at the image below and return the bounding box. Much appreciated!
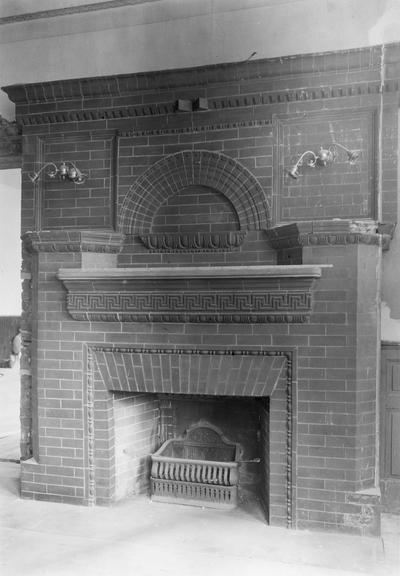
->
[51,261,319,527]
[88,344,293,521]
[3,43,398,535]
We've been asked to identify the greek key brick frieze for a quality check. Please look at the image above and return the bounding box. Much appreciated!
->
[69,291,312,311]
[66,290,312,323]
[58,264,320,324]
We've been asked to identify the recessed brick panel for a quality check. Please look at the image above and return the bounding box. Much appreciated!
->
[275,110,376,223]
[37,133,116,230]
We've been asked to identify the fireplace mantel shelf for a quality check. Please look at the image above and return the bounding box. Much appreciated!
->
[57,265,326,324]
[57,264,325,281]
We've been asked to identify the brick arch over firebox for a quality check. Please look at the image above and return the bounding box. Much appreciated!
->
[119,150,270,234]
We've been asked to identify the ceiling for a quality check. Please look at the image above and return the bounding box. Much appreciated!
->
[0,0,305,22]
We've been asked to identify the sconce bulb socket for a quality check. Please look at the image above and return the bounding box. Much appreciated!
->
[287,168,299,179]
[59,163,68,178]
[347,150,359,164]
[317,148,334,166]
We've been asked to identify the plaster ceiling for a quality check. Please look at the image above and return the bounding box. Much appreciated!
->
[0,0,306,21]
[0,1,113,18]
[0,0,331,46]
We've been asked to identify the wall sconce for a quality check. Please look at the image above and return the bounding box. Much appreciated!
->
[28,161,87,185]
[287,143,360,180]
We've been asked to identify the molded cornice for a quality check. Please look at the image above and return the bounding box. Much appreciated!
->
[14,80,393,128]
[3,44,394,106]
[22,230,125,253]
[266,220,394,251]
[57,264,323,280]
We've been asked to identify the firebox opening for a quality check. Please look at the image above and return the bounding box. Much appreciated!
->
[113,392,270,521]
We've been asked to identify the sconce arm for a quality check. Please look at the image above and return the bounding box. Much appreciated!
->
[331,142,360,163]
[28,162,59,183]
[287,141,360,180]
[28,161,87,184]
[331,142,350,154]
[294,150,319,169]
[287,151,319,179]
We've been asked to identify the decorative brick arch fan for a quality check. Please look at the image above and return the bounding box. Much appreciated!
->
[118,150,270,235]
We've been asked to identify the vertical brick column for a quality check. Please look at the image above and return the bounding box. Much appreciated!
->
[267,220,389,534]
[20,231,124,504]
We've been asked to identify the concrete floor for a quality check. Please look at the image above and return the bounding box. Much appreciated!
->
[0,364,399,576]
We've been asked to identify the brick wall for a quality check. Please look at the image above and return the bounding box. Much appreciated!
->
[259,398,270,521]
[118,230,276,268]
[114,392,160,499]
[19,232,382,531]
[11,45,398,235]
[151,185,239,234]
[6,43,398,535]
[42,134,116,229]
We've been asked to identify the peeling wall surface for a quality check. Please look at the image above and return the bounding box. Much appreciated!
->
[381,302,400,342]
[0,170,21,315]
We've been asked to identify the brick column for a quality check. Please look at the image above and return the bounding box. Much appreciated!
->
[20,230,124,504]
[267,220,391,535]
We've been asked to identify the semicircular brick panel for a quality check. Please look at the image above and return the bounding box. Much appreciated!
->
[119,150,270,233]
[93,348,287,397]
